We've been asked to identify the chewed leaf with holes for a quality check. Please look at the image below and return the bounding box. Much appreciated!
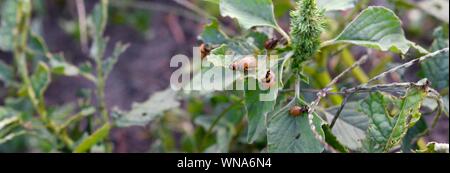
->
[113,88,180,127]
[360,88,426,153]
[327,6,418,54]
[267,99,325,153]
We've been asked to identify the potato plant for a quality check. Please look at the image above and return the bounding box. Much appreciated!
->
[1,0,449,153]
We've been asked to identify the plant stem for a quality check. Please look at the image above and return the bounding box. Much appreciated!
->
[275,26,291,45]
[13,0,73,148]
[315,51,343,105]
[366,48,449,85]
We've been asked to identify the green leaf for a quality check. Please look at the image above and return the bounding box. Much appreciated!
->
[0,59,14,86]
[200,20,228,45]
[28,34,95,81]
[30,63,51,98]
[401,117,428,153]
[0,0,18,51]
[112,88,180,127]
[420,48,449,90]
[244,78,277,144]
[267,99,325,153]
[90,36,109,60]
[205,128,232,153]
[103,42,129,79]
[74,123,111,153]
[360,88,427,152]
[220,0,280,30]
[322,102,368,151]
[0,108,24,145]
[322,124,349,153]
[325,6,416,54]
[317,0,359,12]
[0,115,20,130]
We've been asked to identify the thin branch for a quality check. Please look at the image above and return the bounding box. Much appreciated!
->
[330,93,353,129]
[366,48,449,85]
[305,53,369,153]
[326,55,369,89]
[75,0,88,53]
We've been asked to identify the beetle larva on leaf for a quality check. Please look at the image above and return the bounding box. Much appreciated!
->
[229,55,257,72]
[261,70,276,89]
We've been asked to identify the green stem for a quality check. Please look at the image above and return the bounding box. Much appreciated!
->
[96,61,109,123]
[275,26,291,45]
[13,0,73,148]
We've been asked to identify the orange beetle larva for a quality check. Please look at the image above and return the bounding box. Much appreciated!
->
[200,43,210,59]
[289,105,308,117]
[229,55,257,72]
[289,106,302,117]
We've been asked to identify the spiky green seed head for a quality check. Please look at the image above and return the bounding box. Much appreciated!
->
[290,0,325,73]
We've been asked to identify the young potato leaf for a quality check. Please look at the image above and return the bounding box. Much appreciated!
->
[267,100,325,153]
[325,6,419,54]
[317,0,359,12]
[361,88,427,153]
[74,123,111,153]
[220,0,281,31]
[113,88,180,127]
